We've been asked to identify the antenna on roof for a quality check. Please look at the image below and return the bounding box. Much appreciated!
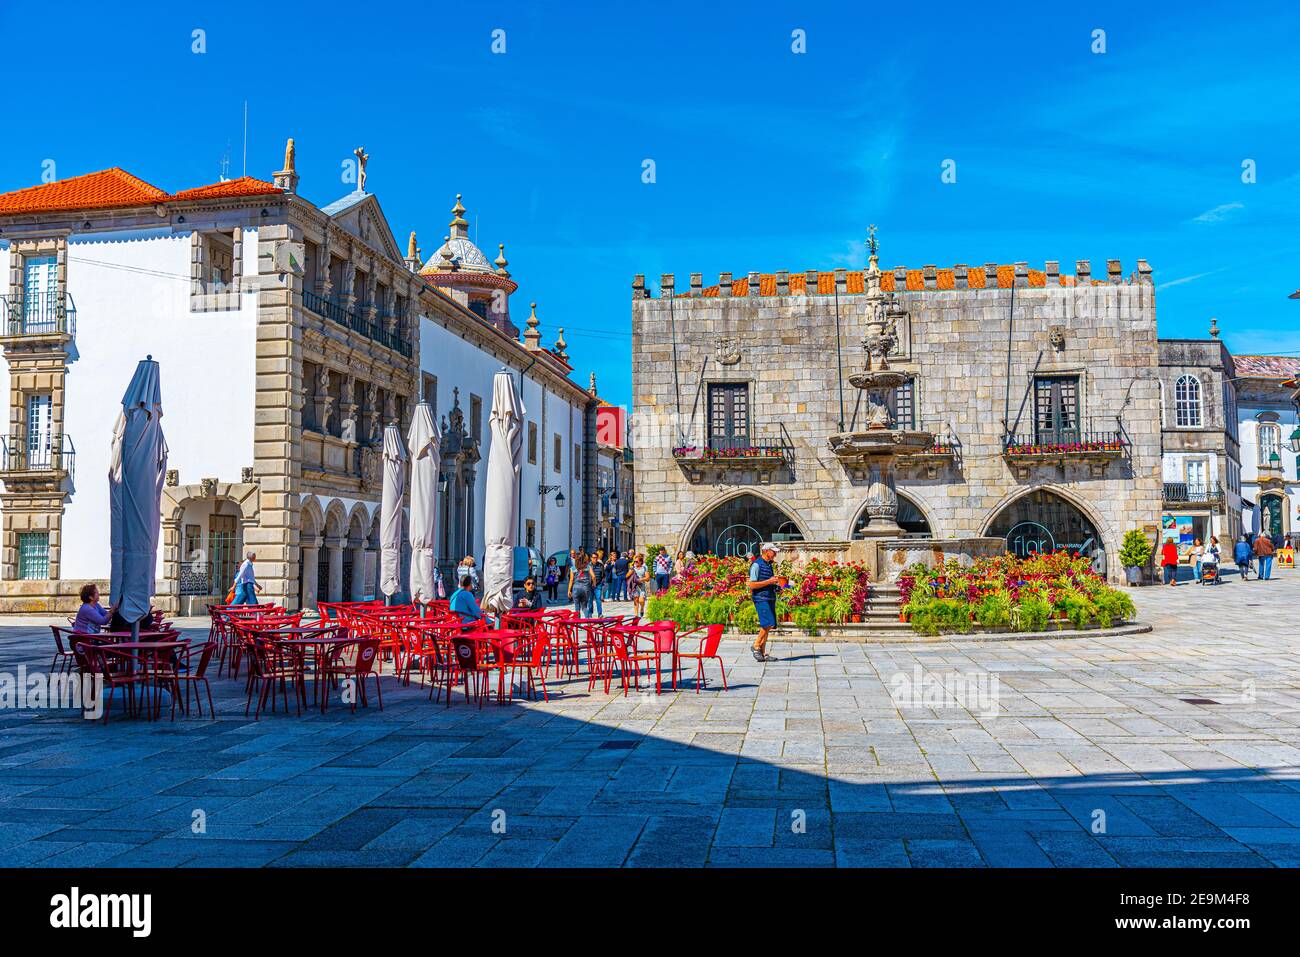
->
[242,101,248,178]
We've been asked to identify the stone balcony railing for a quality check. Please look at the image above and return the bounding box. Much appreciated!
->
[672,437,792,484]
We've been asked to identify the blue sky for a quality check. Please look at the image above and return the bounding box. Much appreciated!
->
[3,1,1298,406]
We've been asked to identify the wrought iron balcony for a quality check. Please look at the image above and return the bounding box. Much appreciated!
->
[673,434,793,483]
[0,293,76,339]
[302,290,412,358]
[1002,429,1129,478]
[1163,481,1225,508]
[1,433,76,481]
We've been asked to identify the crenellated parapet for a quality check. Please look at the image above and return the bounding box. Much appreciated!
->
[633,259,1153,298]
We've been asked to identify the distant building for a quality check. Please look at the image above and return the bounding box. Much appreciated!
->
[591,384,633,555]
[1233,354,1300,541]
[0,142,596,613]
[1156,332,1243,556]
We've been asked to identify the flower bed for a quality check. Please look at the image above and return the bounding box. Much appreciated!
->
[646,555,871,636]
[672,446,785,460]
[898,552,1136,636]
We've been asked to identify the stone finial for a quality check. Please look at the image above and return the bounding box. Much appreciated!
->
[494,243,509,277]
[165,469,179,487]
[554,327,568,362]
[439,236,455,270]
[449,194,469,239]
[1209,316,1220,339]
[589,372,598,396]
[524,302,542,350]
[404,231,421,272]
[273,137,299,193]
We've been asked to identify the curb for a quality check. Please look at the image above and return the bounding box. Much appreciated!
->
[723,621,1154,644]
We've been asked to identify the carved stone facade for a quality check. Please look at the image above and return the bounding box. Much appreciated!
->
[632,256,1164,580]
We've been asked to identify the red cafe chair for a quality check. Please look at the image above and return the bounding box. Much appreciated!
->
[321,638,384,713]
[675,624,728,693]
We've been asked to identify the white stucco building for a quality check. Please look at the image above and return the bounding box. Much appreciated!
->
[0,143,600,614]
[1234,355,1300,541]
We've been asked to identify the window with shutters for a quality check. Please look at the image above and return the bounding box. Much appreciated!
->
[707,383,749,451]
[1033,375,1079,444]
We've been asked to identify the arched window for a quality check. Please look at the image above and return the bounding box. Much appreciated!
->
[1174,375,1202,427]
[1259,422,1281,466]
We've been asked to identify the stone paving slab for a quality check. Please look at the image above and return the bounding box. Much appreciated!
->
[0,571,1298,866]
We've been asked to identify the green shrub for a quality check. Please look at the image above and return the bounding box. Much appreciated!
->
[1061,592,1097,630]
[734,602,759,634]
[975,591,1013,629]
[1120,529,1153,569]
[1015,596,1052,633]
[935,597,975,634]
[1094,589,1135,628]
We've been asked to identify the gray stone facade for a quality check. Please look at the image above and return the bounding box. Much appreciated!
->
[631,260,1163,580]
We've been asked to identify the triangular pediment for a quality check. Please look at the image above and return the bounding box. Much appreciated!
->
[321,191,403,263]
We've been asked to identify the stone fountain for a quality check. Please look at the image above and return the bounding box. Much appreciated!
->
[828,227,935,540]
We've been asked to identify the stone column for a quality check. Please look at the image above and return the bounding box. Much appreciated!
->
[860,459,901,537]
[349,542,368,600]
[300,537,321,610]
[246,222,302,611]
[326,537,345,602]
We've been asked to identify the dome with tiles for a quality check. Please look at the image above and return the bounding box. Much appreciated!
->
[420,194,497,275]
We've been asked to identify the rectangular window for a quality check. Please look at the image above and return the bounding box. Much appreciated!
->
[26,394,53,468]
[470,394,483,443]
[1186,459,1207,492]
[526,519,536,548]
[553,434,562,473]
[17,532,50,580]
[23,256,58,333]
[528,422,538,464]
[891,378,916,430]
[1033,375,1079,444]
[707,383,749,451]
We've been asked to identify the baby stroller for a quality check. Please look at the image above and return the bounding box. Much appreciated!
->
[1200,562,1221,585]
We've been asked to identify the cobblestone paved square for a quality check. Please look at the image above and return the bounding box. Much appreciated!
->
[1,571,1298,867]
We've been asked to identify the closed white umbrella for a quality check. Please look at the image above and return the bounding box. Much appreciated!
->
[109,355,167,631]
[379,424,407,601]
[407,402,442,606]
[482,370,524,616]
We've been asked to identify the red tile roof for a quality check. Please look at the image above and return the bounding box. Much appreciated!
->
[0,169,283,216]
[696,266,1104,297]
[1232,355,1300,378]
[170,176,283,201]
[0,168,169,215]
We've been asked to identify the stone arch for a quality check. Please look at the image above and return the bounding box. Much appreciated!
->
[845,489,939,539]
[346,501,370,546]
[323,498,349,540]
[160,480,260,612]
[299,496,325,539]
[979,483,1117,577]
[678,489,810,557]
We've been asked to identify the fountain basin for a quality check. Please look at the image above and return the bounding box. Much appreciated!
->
[828,429,936,462]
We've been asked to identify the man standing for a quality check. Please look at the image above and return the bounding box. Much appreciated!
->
[1254,531,1276,581]
[747,543,783,663]
[612,550,630,601]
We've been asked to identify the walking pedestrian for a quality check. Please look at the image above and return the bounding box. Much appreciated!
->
[1191,538,1204,584]
[590,549,607,616]
[569,549,594,617]
[1202,536,1221,584]
[232,550,263,604]
[747,543,784,662]
[1254,531,1275,581]
[543,556,560,603]
[628,553,649,618]
[1234,534,1252,579]
[612,550,630,601]
[1160,538,1180,586]
[653,548,673,594]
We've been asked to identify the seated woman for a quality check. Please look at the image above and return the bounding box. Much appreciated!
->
[72,583,116,634]
[515,576,545,611]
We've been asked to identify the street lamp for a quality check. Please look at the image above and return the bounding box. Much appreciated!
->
[538,483,564,507]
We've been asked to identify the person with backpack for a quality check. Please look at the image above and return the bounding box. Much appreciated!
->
[589,549,607,616]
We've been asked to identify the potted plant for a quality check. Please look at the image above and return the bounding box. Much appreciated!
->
[1119,529,1152,586]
